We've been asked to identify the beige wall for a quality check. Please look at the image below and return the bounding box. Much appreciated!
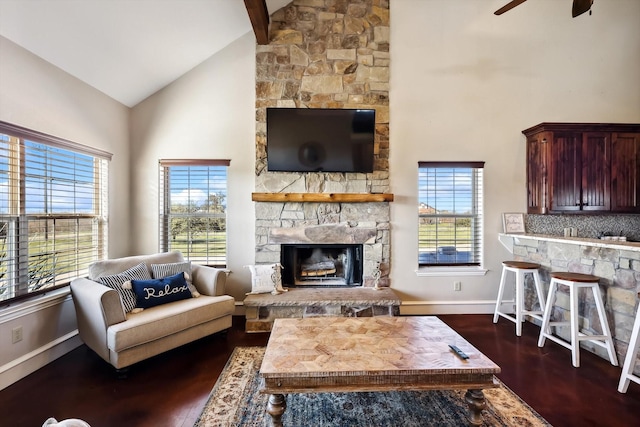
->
[0,35,130,389]
[129,33,257,301]
[0,36,131,257]
[391,0,640,313]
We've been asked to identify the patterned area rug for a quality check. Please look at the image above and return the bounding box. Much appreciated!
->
[195,347,551,427]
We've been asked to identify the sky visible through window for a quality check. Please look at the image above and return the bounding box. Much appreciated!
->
[0,139,96,215]
[419,167,473,213]
[168,166,227,208]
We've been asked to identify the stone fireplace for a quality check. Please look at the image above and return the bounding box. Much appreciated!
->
[281,243,364,287]
[252,1,392,289]
[255,205,389,287]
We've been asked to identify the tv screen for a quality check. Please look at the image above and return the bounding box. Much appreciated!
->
[266,108,375,173]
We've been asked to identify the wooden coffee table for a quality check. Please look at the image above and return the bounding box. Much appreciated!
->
[259,316,501,426]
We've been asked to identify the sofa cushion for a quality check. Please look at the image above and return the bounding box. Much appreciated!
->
[151,261,200,297]
[130,273,192,309]
[106,295,235,353]
[89,251,184,281]
[99,262,152,313]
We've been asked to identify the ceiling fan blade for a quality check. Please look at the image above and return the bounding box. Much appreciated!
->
[572,0,593,17]
[494,0,528,15]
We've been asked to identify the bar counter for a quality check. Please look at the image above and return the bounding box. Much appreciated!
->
[498,232,640,365]
[499,233,640,253]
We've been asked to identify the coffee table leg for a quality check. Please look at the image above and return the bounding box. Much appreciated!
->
[267,393,286,427]
[464,389,486,426]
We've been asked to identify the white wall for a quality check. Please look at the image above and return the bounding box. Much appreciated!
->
[129,33,257,301]
[391,0,640,313]
[0,36,130,389]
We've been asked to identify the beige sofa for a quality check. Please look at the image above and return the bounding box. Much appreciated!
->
[70,251,235,370]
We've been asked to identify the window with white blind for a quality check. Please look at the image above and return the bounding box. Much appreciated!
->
[0,122,110,304]
[418,162,484,267]
[159,160,229,267]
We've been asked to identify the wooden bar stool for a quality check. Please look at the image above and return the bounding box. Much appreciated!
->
[618,292,640,393]
[537,272,618,368]
[493,261,546,336]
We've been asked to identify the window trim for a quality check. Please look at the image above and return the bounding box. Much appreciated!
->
[158,159,230,267]
[0,121,111,305]
[0,121,112,161]
[417,161,485,271]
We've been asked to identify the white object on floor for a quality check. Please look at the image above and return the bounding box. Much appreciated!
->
[42,418,91,427]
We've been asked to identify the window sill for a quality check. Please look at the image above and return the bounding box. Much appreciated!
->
[415,266,488,277]
[0,287,71,321]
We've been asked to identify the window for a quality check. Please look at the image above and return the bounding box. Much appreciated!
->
[159,160,229,267]
[418,162,484,267]
[0,122,110,303]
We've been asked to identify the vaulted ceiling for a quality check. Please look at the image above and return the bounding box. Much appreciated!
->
[0,0,289,107]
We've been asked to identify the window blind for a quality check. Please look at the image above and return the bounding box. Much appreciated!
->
[0,122,110,303]
[159,160,229,267]
[418,161,484,266]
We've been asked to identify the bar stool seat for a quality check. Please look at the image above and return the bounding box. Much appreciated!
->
[618,292,640,393]
[493,261,546,336]
[538,272,618,368]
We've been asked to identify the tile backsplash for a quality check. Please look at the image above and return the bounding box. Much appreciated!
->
[526,214,640,241]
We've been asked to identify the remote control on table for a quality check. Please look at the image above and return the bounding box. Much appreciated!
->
[448,344,469,360]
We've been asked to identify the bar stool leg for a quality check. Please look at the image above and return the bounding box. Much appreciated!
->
[515,269,525,336]
[591,284,619,366]
[538,279,557,348]
[532,269,546,315]
[493,266,508,324]
[569,283,581,367]
[619,305,640,392]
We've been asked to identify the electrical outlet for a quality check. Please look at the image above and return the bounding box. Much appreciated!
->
[454,281,462,291]
[12,326,23,344]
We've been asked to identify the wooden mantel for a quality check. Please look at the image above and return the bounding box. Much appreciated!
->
[251,193,394,203]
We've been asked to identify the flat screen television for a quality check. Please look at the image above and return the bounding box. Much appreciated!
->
[266,108,375,173]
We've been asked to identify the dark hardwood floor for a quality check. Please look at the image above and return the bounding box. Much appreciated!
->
[1,314,639,426]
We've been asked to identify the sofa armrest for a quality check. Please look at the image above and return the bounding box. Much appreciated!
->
[70,278,126,362]
[191,265,229,296]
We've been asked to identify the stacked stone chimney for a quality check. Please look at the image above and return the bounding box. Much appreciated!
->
[253,0,392,287]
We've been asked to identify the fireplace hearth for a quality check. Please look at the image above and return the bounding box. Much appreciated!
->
[281,244,363,287]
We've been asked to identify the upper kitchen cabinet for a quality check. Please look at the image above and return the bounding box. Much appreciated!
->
[523,123,640,214]
[611,132,640,212]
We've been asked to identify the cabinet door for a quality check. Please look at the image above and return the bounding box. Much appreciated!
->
[581,132,610,211]
[550,132,581,212]
[611,133,640,212]
[526,133,548,213]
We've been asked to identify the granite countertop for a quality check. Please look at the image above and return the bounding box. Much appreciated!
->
[498,233,640,252]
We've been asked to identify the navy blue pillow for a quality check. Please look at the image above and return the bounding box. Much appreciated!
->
[130,272,192,309]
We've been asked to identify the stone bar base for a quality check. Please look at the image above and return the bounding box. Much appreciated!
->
[243,287,401,333]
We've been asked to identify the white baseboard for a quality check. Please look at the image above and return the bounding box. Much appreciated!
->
[0,330,82,391]
[400,299,511,315]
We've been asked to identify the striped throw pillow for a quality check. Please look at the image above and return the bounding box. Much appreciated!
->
[99,262,152,313]
[151,261,199,297]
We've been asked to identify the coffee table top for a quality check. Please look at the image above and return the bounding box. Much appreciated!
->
[260,316,500,393]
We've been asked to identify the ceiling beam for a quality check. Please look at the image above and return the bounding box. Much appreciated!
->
[244,0,270,45]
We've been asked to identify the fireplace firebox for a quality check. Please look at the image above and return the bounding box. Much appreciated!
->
[280,244,363,287]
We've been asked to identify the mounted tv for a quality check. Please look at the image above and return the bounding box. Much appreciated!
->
[266,108,375,173]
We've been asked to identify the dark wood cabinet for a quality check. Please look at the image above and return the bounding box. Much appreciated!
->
[525,132,549,214]
[611,133,640,212]
[523,123,640,214]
